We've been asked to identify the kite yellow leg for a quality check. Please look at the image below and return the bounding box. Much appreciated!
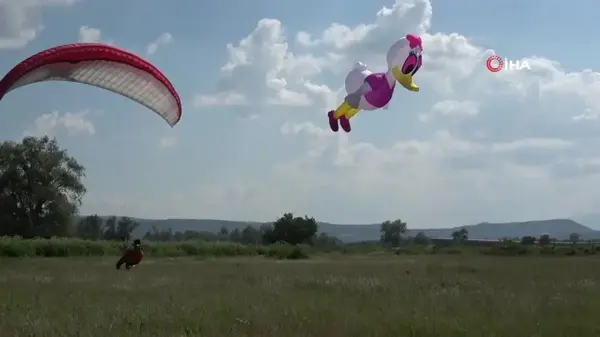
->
[345,108,360,119]
[333,101,352,119]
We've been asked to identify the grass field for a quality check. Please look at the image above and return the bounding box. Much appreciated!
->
[1,255,600,337]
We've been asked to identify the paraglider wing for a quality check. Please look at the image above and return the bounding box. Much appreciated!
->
[0,43,182,126]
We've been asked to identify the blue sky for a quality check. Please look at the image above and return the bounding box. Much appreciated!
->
[1,0,600,228]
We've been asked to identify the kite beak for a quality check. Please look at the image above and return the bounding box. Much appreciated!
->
[392,66,419,92]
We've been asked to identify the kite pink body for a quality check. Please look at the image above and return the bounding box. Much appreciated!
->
[362,72,396,109]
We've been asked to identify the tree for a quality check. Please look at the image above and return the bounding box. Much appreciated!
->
[228,228,241,242]
[116,216,140,241]
[520,235,536,245]
[0,136,86,238]
[240,226,261,244]
[539,234,551,246]
[76,214,104,240]
[103,216,118,240]
[569,232,580,244]
[452,228,468,243]
[380,219,407,247]
[260,224,276,243]
[413,231,430,245]
[263,213,318,245]
[217,226,229,241]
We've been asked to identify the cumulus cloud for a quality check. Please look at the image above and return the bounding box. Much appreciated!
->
[193,18,334,109]
[419,100,479,121]
[431,100,479,117]
[78,26,102,42]
[193,91,247,107]
[180,0,600,226]
[24,110,95,138]
[146,32,172,55]
[0,0,77,49]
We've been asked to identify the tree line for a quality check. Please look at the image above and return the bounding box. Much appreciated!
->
[141,213,343,248]
[0,136,415,246]
[140,217,471,248]
[1,136,583,247]
[76,215,139,241]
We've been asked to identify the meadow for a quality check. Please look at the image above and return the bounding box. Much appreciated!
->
[2,253,600,337]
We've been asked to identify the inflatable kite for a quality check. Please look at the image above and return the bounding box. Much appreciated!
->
[0,43,182,127]
[327,34,423,133]
[116,239,144,270]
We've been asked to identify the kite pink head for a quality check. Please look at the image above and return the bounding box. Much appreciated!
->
[405,34,423,50]
[386,34,423,92]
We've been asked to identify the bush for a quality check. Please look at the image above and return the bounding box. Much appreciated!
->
[439,247,463,255]
[424,244,437,254]
[264,243,311,260]
[1,236,599,259]
[0,237,310,259]
[540,246,555,255]
[393,248,417,255]
[287,246,309,260]
[481,243,532,256]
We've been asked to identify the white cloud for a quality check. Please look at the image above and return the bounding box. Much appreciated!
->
[0,0,77,49]
[158,136,177,149]
[179,0,600,226]
[194,18,333,109]
[433,100,479,117]
[146,32,173,55]
[573,108,599,121]
[78,26,101,42]
[75,0,600,228]
[193,91,247,107]
[78,26,114,45]
[24,110,95,138]
[419,100,479,122]
[491,138,573,153]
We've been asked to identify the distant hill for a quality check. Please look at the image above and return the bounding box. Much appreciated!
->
[573,214,600,231]
[84,216,600,242]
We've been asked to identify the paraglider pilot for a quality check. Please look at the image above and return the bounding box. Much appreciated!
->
[116,239,144,270]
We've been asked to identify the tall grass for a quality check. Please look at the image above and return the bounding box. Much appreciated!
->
[2,255,600,336]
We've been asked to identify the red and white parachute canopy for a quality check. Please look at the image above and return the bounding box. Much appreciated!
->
[0,43,182,127]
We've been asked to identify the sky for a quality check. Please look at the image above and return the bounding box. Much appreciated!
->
[1,0,600,228]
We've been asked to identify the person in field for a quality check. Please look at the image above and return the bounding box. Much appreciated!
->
[116,239,144,270]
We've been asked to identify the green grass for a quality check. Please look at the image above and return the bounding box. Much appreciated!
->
[2,255,600,336]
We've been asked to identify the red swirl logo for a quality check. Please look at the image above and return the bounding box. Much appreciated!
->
[486,55,503,72]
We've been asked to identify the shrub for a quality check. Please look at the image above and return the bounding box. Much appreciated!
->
[287,246,309,260]
[0,236,598,259]
[481,243,532,256]
[424,244,437,254]
[0,237,310,259]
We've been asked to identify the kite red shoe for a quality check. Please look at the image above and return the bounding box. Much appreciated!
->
[339,115,351,132]
[328,110,339,132]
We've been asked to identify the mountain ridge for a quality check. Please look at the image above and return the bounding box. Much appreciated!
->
[82,216,600,242]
